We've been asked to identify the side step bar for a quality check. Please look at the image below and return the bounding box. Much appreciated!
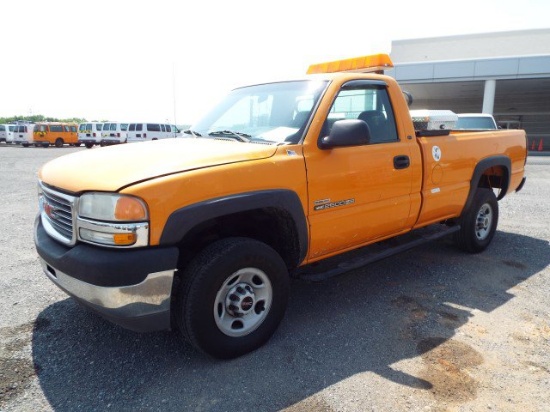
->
[293,225,460,282]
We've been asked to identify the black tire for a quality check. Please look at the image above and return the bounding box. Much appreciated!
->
[454,188,499,253]
[176,237,289,359]
[85,143,93,149]
[74,143,81,147]
[42,143,49,148]
[55,138,64,148]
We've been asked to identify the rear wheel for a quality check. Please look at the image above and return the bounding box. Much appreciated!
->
[85,143,93,149]
[55,138,64,148]
[454,188,499,253]
[176,237,289,359]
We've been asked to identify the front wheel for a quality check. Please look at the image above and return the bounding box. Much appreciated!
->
[85,143,93,149]
[55,138,64,148]
[454,188,499,253]
[176,237,289,359]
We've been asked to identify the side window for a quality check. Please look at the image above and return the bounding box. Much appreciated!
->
[160,124,166,132]
[120,123,129,131]
[323,83,398,144]
[147,123,161,132]
[129,124,136,131]
[70,126,77,132]
[137,124,143,131]
[64,126,70,132]
[165,125,172,132]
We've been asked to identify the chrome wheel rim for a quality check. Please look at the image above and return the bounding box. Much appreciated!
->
[475,203,493,240]
[214,268,272,337]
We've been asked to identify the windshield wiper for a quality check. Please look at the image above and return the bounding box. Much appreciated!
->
[208,130,251,142]
[183,129,202,137]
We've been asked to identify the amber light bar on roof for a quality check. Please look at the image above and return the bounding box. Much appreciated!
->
[307,53,394,74]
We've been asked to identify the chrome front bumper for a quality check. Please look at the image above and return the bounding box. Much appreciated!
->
[39,257,175,332]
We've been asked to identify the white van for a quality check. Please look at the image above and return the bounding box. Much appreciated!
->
[78,122,104,148]
[0,124,17,143]
[12,123,36,147]
[126,123,181,143]
[100,122,129,146]
[455,113,498,130]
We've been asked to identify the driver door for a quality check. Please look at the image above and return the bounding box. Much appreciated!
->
[304,81,415,260]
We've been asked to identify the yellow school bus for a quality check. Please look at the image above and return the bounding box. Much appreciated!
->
[33,122,79,148]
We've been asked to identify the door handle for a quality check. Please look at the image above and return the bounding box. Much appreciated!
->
[394,155,410,169]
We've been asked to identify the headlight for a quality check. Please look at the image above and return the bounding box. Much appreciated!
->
[79,193,148,221]
[77,193,149,247]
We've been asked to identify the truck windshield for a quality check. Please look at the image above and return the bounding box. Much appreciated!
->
[190,80,329,144]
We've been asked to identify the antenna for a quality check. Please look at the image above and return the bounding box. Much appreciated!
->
[172,62,177,128]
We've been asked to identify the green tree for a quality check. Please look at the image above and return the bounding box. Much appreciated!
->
[0,115,88,124]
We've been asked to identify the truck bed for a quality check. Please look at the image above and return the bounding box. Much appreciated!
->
[413,129,527,229]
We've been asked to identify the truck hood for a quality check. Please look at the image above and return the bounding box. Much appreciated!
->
[39,138,278,193]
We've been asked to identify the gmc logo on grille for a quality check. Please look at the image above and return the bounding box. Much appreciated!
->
[43,200,58,220]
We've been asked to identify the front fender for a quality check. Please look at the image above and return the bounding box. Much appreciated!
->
[159,190,309,264]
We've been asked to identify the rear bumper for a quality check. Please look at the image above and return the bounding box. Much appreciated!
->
[78,139,100,145]
[35,217,179,332]
[101,139,124,145]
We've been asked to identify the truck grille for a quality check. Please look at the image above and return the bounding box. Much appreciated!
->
[40,183,76,245]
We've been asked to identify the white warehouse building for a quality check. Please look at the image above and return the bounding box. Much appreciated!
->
[387,28,550,152]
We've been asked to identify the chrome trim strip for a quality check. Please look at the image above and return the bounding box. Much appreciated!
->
[77,217,149,248]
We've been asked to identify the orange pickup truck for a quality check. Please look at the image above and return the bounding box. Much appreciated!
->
[34,54,527,359]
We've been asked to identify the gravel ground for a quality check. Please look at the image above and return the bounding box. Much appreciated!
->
[0,145,549,412]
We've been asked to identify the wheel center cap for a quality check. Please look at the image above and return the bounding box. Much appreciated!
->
[226,283,255,317]
[241,296,254,311]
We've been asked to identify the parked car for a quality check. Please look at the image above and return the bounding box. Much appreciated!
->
[100,122,129,146]
[126,123,181,143]
[12,123,36,147]
[0,124,17,143]
[33,122,79,148]
[78,122,104,148]
[455,113,498,130]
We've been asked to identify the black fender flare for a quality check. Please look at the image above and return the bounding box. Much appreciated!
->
[159,190,309,264]
[461,155,511,216]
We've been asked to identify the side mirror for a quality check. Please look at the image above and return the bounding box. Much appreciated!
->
[402,90,413,107]
[318,119,371,149]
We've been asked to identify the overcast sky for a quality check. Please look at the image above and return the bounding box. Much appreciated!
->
[2,0,549,125]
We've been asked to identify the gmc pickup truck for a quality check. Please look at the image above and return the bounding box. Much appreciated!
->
[34,54,527,359]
